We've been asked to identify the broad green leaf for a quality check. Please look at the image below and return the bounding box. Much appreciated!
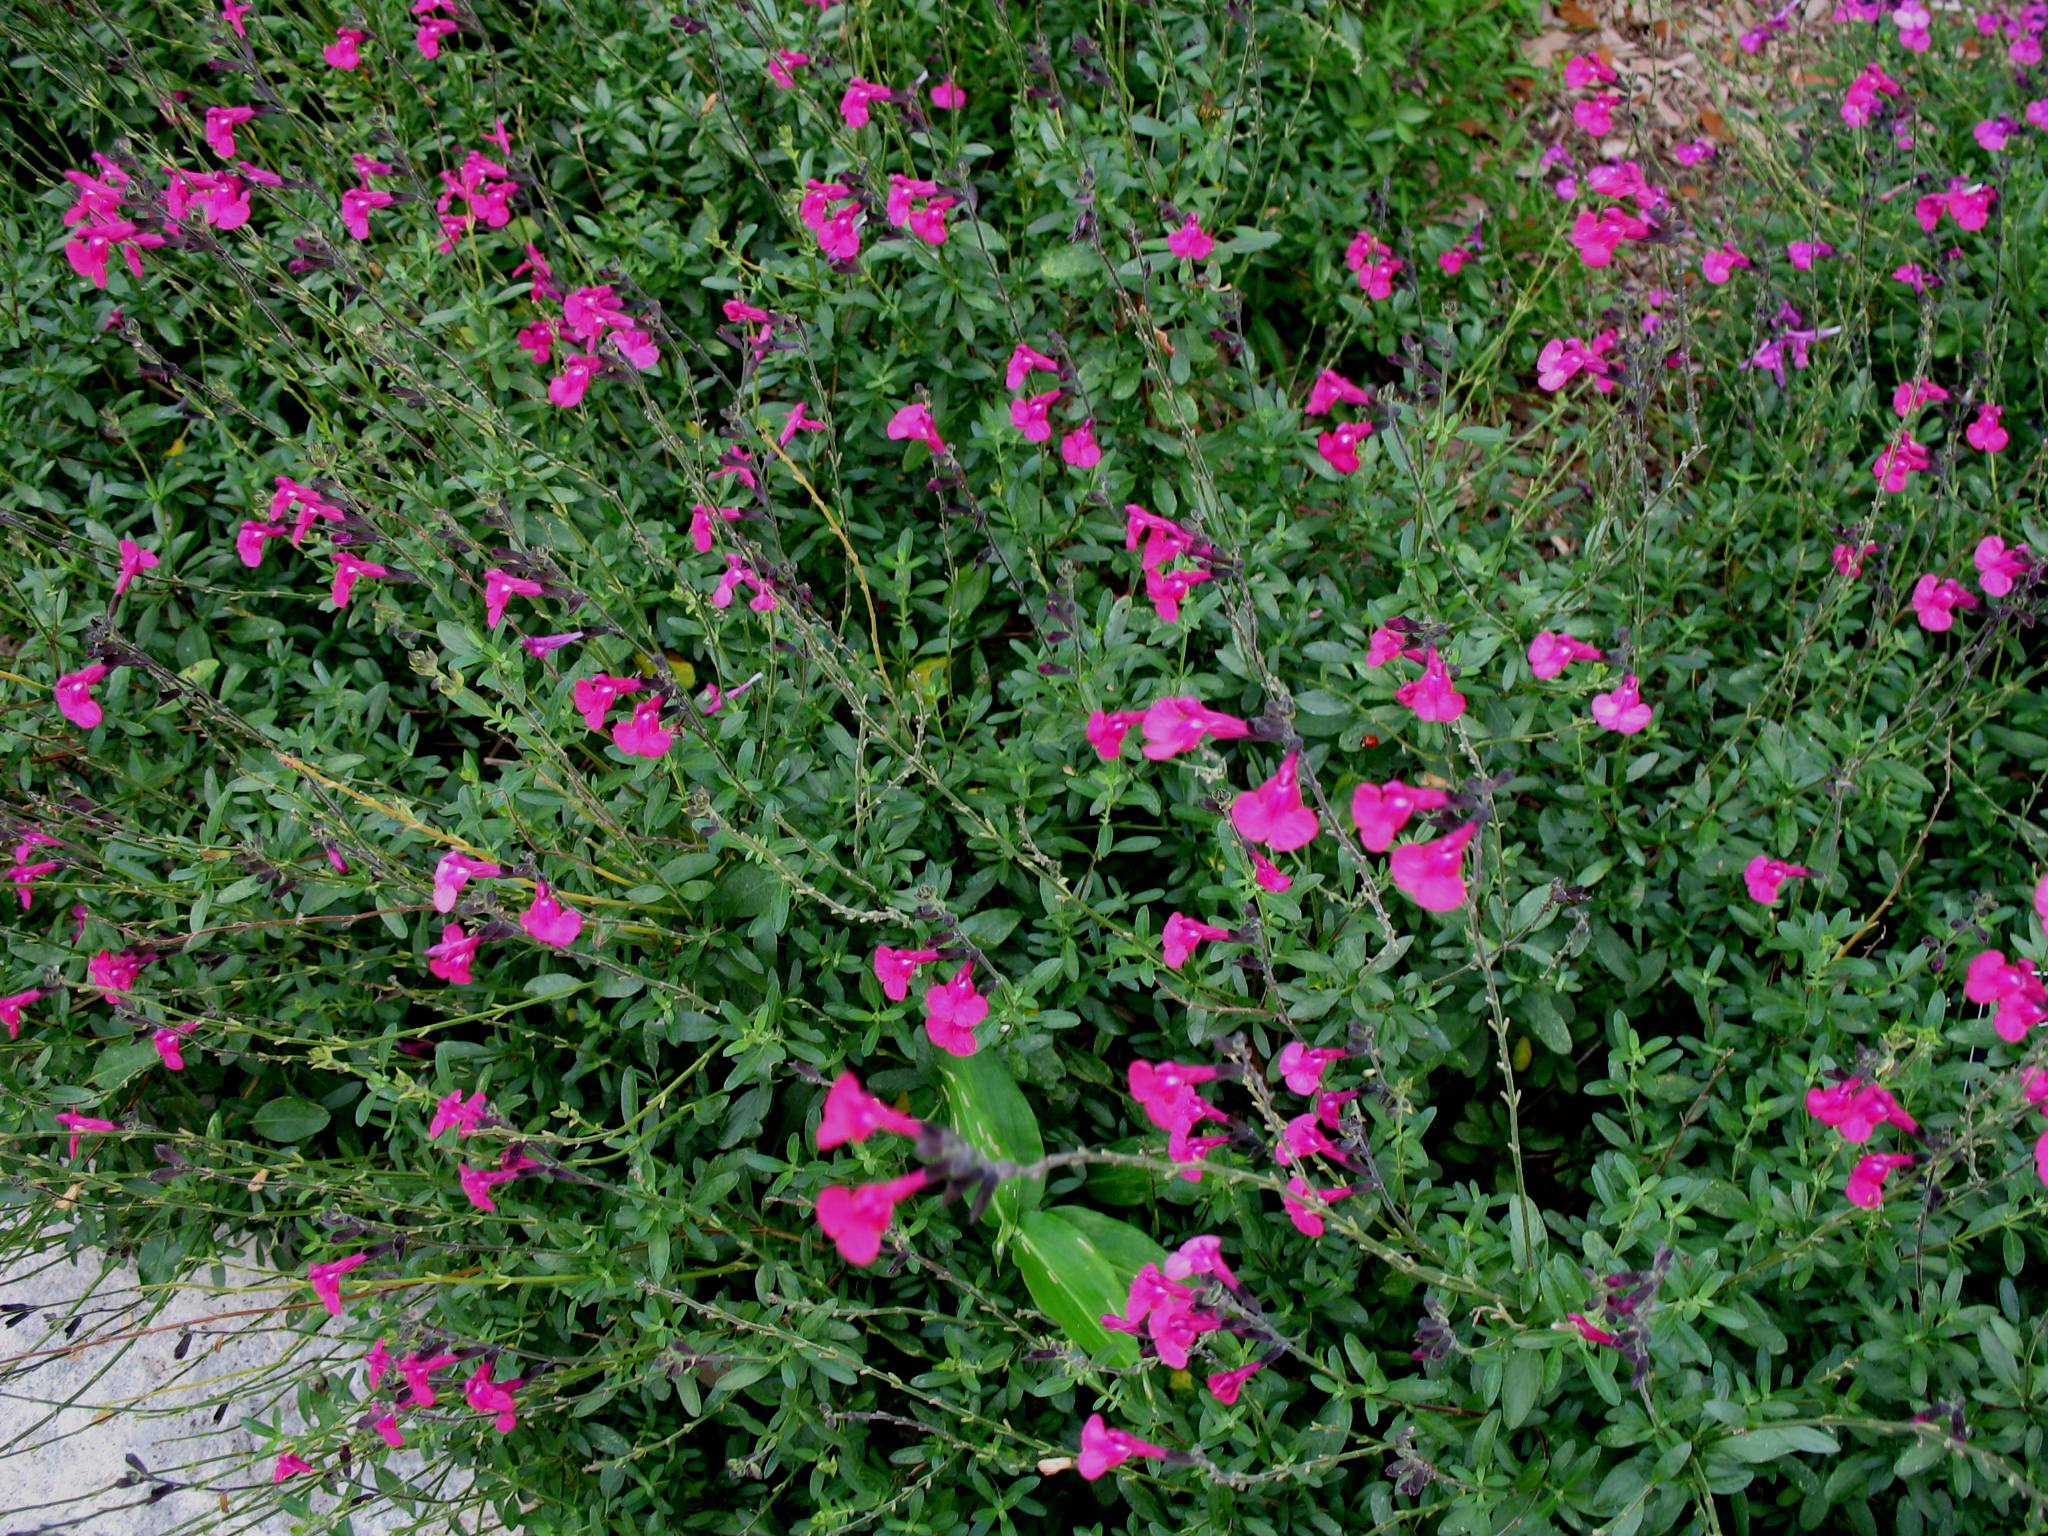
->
[252,1098,331,1142]
[1050,1206,1168,1285]
[1013,1209,1136,1366]
[939,1051,1043,1224]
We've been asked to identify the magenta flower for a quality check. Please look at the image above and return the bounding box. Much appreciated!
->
[1565,1313,1620,1347]
[153,1021,192,1071]
[1872,433,1932,493]
[365,1338,392,1391]
[324,26,369,68]
[1345,230,1404,297]
[1060,421,1102,467]
[64,219,166,289]
[56,1111,116,1160]
[1805,1077,1918,1144]
[2035,873,2048,938]
[611,696,673,759]
[1744,855,1811,906]
[463,1359,523,1433]
[1390,821,1478,912]
[1316,420,1374,474]
[1831,541,1877,579]
[221,0,248,34]
[1085,709,1141,761]
[1536,336,1617,394]
[483,568,543,629]
[432,852,502,913]
[1396,647,1468,723]
[1229,751,1319,851]
[1162,912,1233,970]
[548,354,603,407]
[1845,1152,1914,1209]
[272,477,345,546]
[1276,1042,1346,1095]
[1207,1360,1267,1404]
[779,401,827,445]
[203,105,256,159]
[1527,630,1603,679]
[1840,62,1901,126]
[459,1162,517,1212]
[1974,536,2029,597]
[1139,695,1250,760]
[1005,342,1059,391]
[515,321,555,366]
[815,1171,929,1265]
[429,1089,489,1139]
[520,882,583,949]
[234,520,284,568]
[930,77,966,109]
[573,674,645,733]
[273,1453,315,1484]
[1910,574,1979,632]
[711,555,777,612]
[1590,674,1653,734]
[799,180,863,261]
[873,944,941,1002]
[1282,1175,1353,1237]
[396,1351,458,1407]
[922,964,987,1056]
[1965,951,2048,1042]
[1673,138,1716,165]
[1890,377,1950,418]
[1,989,43,1040]
[329,552,390,608]
[1166,215,1214,261]
[1306,368,1371,416]
[56,664,109,730]
[1965,403,2009,454]
[112,538,159,597]
[1366,623,1425,668]
[1569,206,1651,267]
[840,76,892,128]
[1349,779,1449,853]
[308,1253,367,1316]
[885,402,947,457]
[1076,1414,1170,1481]
[340,183,397,241]
[1700,243,1752,284]
[766,49,809,89]
[1250,850,1292,892]
[1276,1111,1340,1164]
[1573,92,1618,135]
[817,1071,922,1150]
[1163,1234,1239,1291]
[1010,389,1061,443]
[372,1414,403,1449]
[1564,52,1616,88]
[1786,239,1835,269]
[416,11,459,57]
[88,948,146,998]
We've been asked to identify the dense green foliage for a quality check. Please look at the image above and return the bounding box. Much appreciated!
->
[3,1,2047,1533]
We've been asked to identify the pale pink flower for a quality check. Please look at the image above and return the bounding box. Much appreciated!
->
[1527,630,1602,679]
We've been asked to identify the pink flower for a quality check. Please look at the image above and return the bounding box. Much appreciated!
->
[1565,1313,1620,1347]
[1164,1233,1239,1290]
[1536,337,1616,394]
[236,520,285,567]
[1229,751,1319,851]
[1965,403,2009,454]
[483,568,543,629]
[1366,623,1425,668]
[416,14,459,57]
[1395,647,1467,723]
[1350,779,1450,853]
[1282,1175,1353,1237]
[1389,821,1478,912]
[572,674,644,733]
[840,76,892,128]
[1076,1414,1170,1480]
[1569,207,1651,267]
[396,1351,457,1408]
[2035,872,2048,938]
[56,664,108,729]
[464,1360,523,1433]
[520,882,583,949]
[1276,1042,1346,1095]
[324,27,369,68]
[112,538,160,597]
[512,244,563,304]
[1590,674,1654,734]
[766,49,809,89]
[1527,630,1602,679]
[88,948,146,998]
[818,1071,922,1150]
[885,175,955,245]
[1139,695,1250,760]
[1872,434,1932,493]
[273,1453,315,1484]
[1207,1360,1267,1404]
[931,77,966,109]
[1974,536,2029,597]
[459,1162,517,1212]
[816,1171,929,1265]
[922,964,987,1055]
[0,989,43,1040]
[1965,951,2048,1042]
[548,354,603,407]
[1438,247,1472,275]
[1010,389,1061,443]
[1910,573,1979,632]
[1893,263,1933,294]
[1316,420,1374,474]
[1673,138,1716,165]
[1250,850,1292,892]
[1086,709,1141,760]
[1305,369,1371,416]
[1786,240,1836,270]
[1162,913,1233,970]
[514,320,555,365]
[1005,342,1059,391]
[1840,62,1902,126]
[56,1111,116,1160]
[1701,243,1752,284]
[430,1090,489,1139]
[1573,93,1618,136]
[1845,1152,1914,1208]
[432,852,502,912]
[427,923,479,984]
[872,945,941,1002]
[1744,855,1812,906]
[204,106,257,159]
[308,1253,367,1316]
[1060,421,1102,467]
[779,401,827,445]
[1805,1077,1918,1144]
[365,1338,392,1390]
[885,402,947,457]
[329,552,390,608]
[1344,230,1404,297]
[688,504,742,552]
[1563,52,1617,88]
[1166,215,1214,260]
[221,0,248,34]
[152,1022,192,1072]
[1890,377,1951,418]
[611,696,673,759]
[1276,1112,1340,1165]
[341,185,397,241]
[1832,541,1877,579]
[372,1414,403,1449]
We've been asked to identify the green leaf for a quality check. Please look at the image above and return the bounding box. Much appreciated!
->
[1502,1350,1542,1429]
[1719,1426,1840,1463]
[1013,1209,1137,1365]
[939,1051,1043,1224]
[1052,1206,1168,1283]
[523,972,586,999]
[252,1098,332,1142]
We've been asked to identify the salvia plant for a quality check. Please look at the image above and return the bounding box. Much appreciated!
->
[1,0,2047,1532]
